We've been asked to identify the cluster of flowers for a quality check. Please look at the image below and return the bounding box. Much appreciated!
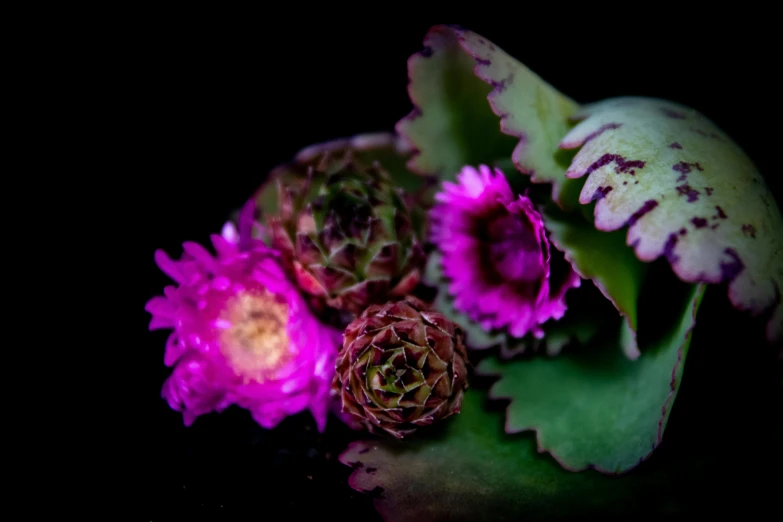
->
[146,148,578,438]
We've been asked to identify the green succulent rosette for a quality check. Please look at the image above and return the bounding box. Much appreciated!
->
[253,135,427,319]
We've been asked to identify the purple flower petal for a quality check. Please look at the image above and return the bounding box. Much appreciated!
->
[154,249,184,284]
[182,241,217,270]
[146,235,342,430]
[145,296,175,318]
[148,315,175,330]
[163,332,186,367]
[431,165,580,339]
[211,233,237,259]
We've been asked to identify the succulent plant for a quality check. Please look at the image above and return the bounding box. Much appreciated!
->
[261,151,425,317]
[333,296,469,439]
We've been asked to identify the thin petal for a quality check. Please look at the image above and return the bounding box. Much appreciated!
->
[148,233,343,430]
[163,333,186,366]
[154,249,184,283]
[182,241,216,271]
[144,296,175,318]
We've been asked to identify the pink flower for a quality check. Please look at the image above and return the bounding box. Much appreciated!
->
[431,165,580,339]
[145,225,342,431]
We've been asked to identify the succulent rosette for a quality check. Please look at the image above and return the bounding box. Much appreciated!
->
[431,164,580,339]
[145,225,341,431]
[253,150,425,318]
[333,296,468,439]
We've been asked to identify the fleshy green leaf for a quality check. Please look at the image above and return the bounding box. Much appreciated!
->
[560,97,783,343]
[294,132,427,193]
[452,27,580,189]
[251,132,433,241]
[537,297,604,357]
[543,203,647,358]
[341,390,706,521]
[253,132,427,211]
[477,282,705,473]
[396,26,518,180]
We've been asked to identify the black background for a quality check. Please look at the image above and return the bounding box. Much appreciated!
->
[102,11,783,520]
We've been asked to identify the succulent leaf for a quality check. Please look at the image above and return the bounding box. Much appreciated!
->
[333,296,468,438]
[340,390,719,521]
[559,97,783,343]
[253,138,426,317]
[399,26,579,189]
[543,203,647,358]
[453,29,580,188]
[252,132,433,239]
[295,132,428,193]
[477,282,705,473]
[396,26,518,180]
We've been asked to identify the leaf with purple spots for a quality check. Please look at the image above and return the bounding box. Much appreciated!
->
[453,29,581,191]
[397,25,576,186]
[396,26,518,180]
[559,97,783,344]
[476,282,705,473]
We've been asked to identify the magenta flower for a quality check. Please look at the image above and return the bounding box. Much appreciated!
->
[431,165,581,339]
[145,224,342,431]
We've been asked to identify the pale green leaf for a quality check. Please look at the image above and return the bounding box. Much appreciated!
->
[560,97,783,343]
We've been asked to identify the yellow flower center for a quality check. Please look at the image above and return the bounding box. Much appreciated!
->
[219,288,292,382]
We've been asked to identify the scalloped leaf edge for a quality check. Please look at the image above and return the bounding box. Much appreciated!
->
[475,283,705,474]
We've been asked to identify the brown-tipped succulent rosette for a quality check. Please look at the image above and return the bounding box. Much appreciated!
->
[333,296,469,439]
[261,151,425,318]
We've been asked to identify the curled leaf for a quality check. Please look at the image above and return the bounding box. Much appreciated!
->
[477,282,705,473]
[543,203,647,358]
[560,97,783,343]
